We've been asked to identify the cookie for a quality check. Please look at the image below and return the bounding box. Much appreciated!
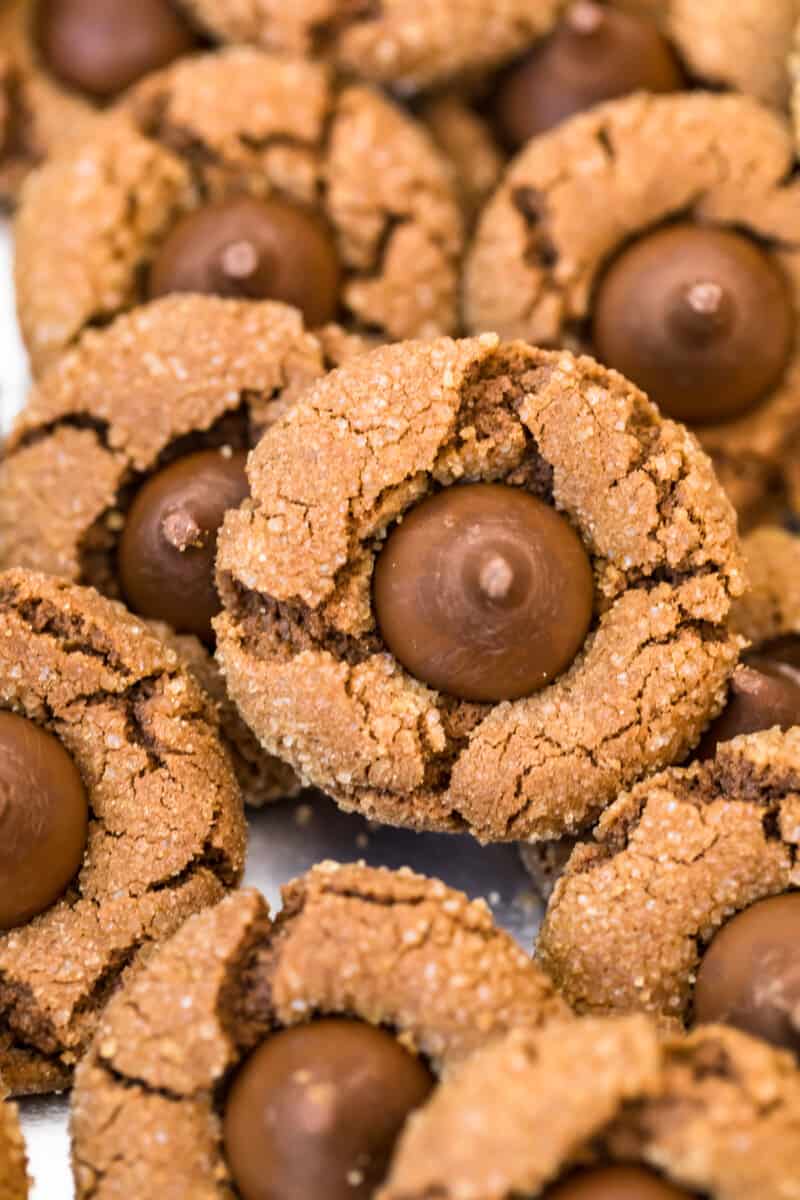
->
[215,334,744,843]
[0,1098,27,1200]
[70,861,567,1198]
[417,91,504,221]
[0,293,372,805]
[465,92,800,522]
[0,568,245,1095]
[381,1015,800,1200]
[13,46,464,376]
[537,727,800,1047]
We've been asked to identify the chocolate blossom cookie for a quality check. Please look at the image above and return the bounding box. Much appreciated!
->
[14,45,463,377]
[0,1096,27,1199]
[381,1014,800,1200]
[70,861,567,1198]
[0,569,245,1095]
[0,293,348,806]
[215,334,744,843]
[465,92,800,522]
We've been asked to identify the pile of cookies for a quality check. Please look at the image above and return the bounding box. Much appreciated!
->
[3,2,800,1197]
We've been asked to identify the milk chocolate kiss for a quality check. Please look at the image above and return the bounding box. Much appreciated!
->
[147,195,341,327]
[35,0,199,100]
[373,483,594,703]
[492,2,684,149]
[593,223,794,426]
[223,1018,435,1200]
[545,1165,696,1199]
[117,448,248,642]
[694,659,800,761]
[0,711,89,930]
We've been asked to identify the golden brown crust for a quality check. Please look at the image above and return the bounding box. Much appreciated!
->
[70,863,566,1197]
[537,728,800,1026]
[381,1017,800,1200]
[0,569,245,1094]
[465,92,800,520]
[216,335,744,842]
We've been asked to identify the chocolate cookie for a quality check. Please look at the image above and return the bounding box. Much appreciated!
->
[537,727,800,1044]
[0,568,245,1095]
[14,46,464,376]
[381,1015,800,1200]
[465,92,800,522]
[215,334,744,843]
[70,861,567,1197]
[0,1098,27,1200]
[0,293,370,805]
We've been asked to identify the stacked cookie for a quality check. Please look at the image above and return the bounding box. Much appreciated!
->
[5,3,800,1198]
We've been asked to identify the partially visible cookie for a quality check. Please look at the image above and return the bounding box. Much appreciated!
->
[381,1015,800,1200]
[216,335,744,843]
[733,526,800,650]
[0,1097,28,1200]
[70,861,567,1198]
[14,46,463,375]
[0,569,245,1095]
[465,92,800,522]
[417,91,504,220]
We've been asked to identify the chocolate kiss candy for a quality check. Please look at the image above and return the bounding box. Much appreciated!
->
[593,223,794,426]
[754,635,800,675]
[491,1,684,149]
[117,448,248,642]
[223,1018,435,1200]
[694,660,800,762]
[35,0,199,100]
[0,711,89,930]
[147,195,342,328]
[373,482,594,703]
[694,893,800,1054]
[545,1165,696,1199]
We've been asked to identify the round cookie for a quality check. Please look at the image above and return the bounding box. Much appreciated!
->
[465,92,800,522]
[14,45,464,376]
[537,726,800,1039]
[0,1097,28,1199]
[380,1015,800,1200]
[0,293,367,806]
[416,91,505,221]
[215,334,744,843]
[733,526,800,651]
[70,861,567,1197]
[0,568,245,1095]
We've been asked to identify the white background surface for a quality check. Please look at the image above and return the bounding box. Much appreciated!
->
[1,219,543,1197]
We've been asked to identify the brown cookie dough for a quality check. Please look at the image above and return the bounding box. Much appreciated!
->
[464,93,800,522]
[0,568,245,1095]
[537,727,800,1033]
[215,334,744,843]
[70,861,567,1197]
[0,293,369,805]
[14,46,463,376]
[0,1098,27,1200]
[381,1015,800,1200]
[417,91,504,221]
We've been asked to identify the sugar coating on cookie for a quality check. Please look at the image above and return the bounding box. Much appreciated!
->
[0,1097,28,1200]
[215,335,744,843]
[537,727,800,1030]
[14,46,464,375]
[465,92,800,520]
[70,862,566,1197]
[0,569,245,1095]
[380,1016,800,1200]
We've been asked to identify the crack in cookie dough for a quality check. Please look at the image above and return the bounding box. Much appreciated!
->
[0,570,245,1095]
[537,727,800,1026]
[380,1015,800,1200]
[14,46,463,375]
[70,862,566,1197]
[216,335,743,842]
[465,92,800,520]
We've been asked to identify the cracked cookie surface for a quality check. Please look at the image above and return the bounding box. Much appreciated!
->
[14,45,463,376]
[537,727,800,1026]
[0,293,356,805]
[215,334,744,843]
[70,861,566,1197]
[0,569,245,1095]
[465,92,800,521]
[0,1098,27,1200]
[381,1015,800,1200]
